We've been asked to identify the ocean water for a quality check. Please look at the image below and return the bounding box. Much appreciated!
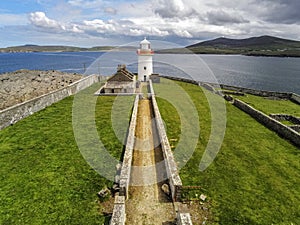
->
[0,52,103,74]
[0,51,299,94]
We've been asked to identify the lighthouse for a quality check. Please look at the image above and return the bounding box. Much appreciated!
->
[137,37,154,82]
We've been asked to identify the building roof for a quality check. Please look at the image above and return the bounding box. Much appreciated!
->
[140,37,150,45]
[107,65,134,82]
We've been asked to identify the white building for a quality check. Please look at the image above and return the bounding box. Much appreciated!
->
[137,38,154,82]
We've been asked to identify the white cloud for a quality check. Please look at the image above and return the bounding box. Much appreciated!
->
[206,10,249,25]
[83,19,117,33]
[153,0,197,18]
[173,30,192,38]
[29,12,84,33]
[29,12,62,30]
[21,0,300,46]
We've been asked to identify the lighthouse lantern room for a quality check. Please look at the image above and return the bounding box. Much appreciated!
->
[137,37,154,82]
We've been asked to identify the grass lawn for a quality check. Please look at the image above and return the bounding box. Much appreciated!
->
[155,78,300,225]
[237,94,300,117]
[0,83,131,225]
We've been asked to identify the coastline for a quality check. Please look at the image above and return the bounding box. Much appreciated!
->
[156,49,300,57]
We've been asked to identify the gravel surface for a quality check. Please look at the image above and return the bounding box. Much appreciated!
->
[0,69,82,110]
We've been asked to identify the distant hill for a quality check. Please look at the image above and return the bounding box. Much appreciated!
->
[186,35,300,57]
[0,45,117,53]
[2,36,300,57]
[0,45,87,52]
[188,35,300,48]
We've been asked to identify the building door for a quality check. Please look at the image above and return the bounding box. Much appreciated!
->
[144,75,146,82]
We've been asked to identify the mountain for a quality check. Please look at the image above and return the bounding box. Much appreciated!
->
[186,35,300,56]
[188,35,300,48]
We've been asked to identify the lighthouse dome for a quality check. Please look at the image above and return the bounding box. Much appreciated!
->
[140,37,150,44]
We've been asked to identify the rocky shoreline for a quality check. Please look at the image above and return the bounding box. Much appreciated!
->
[0,70,82,110]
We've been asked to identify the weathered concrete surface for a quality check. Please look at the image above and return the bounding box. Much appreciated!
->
[0,70,83,110]
[0,74,101,130]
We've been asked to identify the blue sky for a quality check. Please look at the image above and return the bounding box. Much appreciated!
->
[0,1,40,14]
[0,0,300,47]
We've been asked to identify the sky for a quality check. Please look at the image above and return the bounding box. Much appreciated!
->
[0,0,300,47]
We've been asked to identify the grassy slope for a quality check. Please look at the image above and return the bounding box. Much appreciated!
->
[187,36,300,57]
[0,84,131,224]
[237,94,300,117]
[155,79,300,225]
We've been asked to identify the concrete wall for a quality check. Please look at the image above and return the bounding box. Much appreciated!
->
[119,94,140,199]
[0,75,103,130]
[149,80,183,201]
[110,196,126,225]
[233,99,300,147]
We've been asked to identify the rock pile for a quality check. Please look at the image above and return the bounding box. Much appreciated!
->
[0,70,82,110]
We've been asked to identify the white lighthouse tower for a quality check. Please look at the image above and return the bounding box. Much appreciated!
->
[137,37,154,82]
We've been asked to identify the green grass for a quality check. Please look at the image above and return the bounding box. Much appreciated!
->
[156,97,181,150]
[95,95,134,159]
[237,94,300,117]
[0,83,132,225]
[155,79,300,225]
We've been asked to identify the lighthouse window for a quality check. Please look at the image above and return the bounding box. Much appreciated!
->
[144,66,147,70]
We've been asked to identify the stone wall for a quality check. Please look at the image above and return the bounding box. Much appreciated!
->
[149,80,183,201]
[269,114,300,125]
[0,75,103,130]
[233,99,300,147]
[177,213,193,225]
[291,93,300,105]
[289,125,300,132]
[119,94,140,199]
[159,75,199,85]
[221,84,294,99]
[160,75,300,102]
[110,195,126,225]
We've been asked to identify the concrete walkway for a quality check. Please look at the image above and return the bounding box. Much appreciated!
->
[125,99,176,225]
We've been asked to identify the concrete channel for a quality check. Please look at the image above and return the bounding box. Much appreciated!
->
[110,81,192,225]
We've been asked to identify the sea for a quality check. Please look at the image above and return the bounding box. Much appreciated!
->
[0,51,299,94]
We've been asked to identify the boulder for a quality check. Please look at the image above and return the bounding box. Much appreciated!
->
[97,187,110,198]
[161,183,170,196]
